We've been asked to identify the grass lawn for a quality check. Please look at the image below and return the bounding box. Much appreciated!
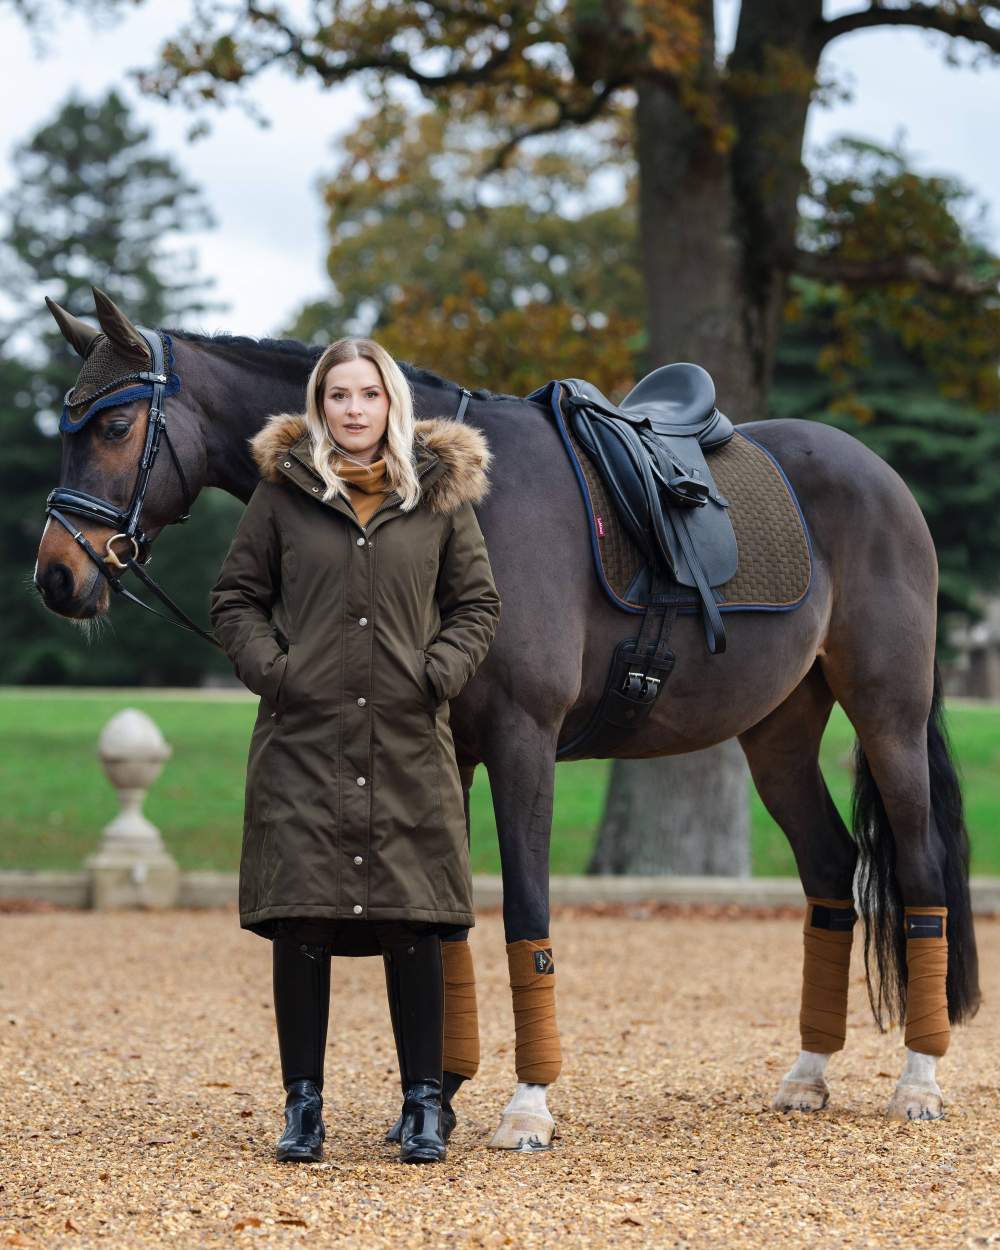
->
[1,689,998,876]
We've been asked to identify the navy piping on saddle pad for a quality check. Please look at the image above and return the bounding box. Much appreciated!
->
[59,332,181,433]
[532,379,814,618]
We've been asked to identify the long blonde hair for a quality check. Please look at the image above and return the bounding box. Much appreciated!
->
[303,338,422,511]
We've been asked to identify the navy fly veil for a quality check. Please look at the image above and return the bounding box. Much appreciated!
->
[60,330,180,433]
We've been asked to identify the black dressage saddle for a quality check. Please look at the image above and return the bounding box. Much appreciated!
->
[556,363,737,654]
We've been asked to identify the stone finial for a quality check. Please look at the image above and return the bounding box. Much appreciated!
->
[87,708,179,910]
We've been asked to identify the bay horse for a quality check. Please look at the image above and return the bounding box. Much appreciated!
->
[34,291,979,1147]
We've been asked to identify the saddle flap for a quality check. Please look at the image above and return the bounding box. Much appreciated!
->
[568,403,738,591]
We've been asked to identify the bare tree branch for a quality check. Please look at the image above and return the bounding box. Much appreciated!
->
[814,3,1000,55]
[243,4,520,90]
[789,247,999,295]
[478,81,624,175]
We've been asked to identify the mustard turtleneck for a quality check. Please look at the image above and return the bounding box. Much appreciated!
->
[334,456,393,527]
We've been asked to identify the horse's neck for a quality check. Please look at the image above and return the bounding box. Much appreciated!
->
[182,339,314,500]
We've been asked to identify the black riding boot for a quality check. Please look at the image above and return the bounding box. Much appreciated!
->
[382,953,462,1145]
[272,937,331,1163]
[383,934,447,1163]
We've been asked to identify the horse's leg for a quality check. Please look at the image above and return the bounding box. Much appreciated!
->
[738,663,859,1112]
[481,717,561,1151]
[440,763,482,1094]
[851,726,946,1120]
[821,654,980,1121]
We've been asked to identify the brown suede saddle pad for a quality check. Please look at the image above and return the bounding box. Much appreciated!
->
[562,423,813,615]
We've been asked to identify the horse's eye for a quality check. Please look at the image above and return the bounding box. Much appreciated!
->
[104,421,131,441]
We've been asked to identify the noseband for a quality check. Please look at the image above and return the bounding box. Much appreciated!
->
[44,325,221,647]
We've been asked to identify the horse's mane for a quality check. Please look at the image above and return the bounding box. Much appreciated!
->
[167,328,519,402]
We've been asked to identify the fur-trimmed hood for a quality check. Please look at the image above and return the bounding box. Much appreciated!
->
[248,412,492,515]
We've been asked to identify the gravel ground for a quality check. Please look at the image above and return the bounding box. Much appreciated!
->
[1,906,997,1250]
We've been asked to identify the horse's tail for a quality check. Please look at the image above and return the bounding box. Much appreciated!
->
[852,663,981,1030]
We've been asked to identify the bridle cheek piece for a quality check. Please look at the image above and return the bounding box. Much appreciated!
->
[44,326,221,647]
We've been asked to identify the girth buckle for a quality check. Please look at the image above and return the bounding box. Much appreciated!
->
[622,670,661,703]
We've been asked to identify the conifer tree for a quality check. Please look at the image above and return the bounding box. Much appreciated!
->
[0,89,237,686]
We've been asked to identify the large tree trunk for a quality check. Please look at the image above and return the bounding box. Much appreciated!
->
[588,0,821,876]
[588,739,750,876]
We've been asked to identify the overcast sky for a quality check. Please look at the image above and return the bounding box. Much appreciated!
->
[0,0,997,338]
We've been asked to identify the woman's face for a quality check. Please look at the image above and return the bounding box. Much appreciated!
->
[322,358,390,464]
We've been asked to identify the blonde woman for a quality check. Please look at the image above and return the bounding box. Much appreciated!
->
[209,338,500,1164]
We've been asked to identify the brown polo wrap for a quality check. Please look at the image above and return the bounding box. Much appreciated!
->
[442,939,480,1079]
[799,897,856,1053]
[507,939,562,1084]
[904,906,950,1057]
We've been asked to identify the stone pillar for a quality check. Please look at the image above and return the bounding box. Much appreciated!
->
[86,708,179,910]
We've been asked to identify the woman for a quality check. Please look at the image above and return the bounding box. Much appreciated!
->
[209,338,500,1165]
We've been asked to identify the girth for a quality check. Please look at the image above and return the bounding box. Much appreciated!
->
[556,571,681,761]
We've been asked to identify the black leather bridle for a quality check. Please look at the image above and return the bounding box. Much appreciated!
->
[44,325,222,647]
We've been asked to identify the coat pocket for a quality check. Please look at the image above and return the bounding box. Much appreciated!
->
[418,648,442,711]
[273,642,297,719]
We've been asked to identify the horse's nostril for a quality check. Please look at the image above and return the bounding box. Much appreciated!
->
[39,561,75,604]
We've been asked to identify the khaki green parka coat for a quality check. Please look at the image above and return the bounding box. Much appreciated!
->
[208,413,501,940]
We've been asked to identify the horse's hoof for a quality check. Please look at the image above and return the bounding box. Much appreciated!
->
[886,1085,944,1121]
[772,1078,830,1113]
[487,1112,556,1151]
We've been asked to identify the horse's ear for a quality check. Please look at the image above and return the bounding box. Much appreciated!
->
[45,297,100,359]
[91,287,150,362]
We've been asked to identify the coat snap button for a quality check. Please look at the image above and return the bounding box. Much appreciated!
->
[312,486,319,492]
[354,855,363,866]
[358,617,367,627]
[283,461,291,468]
[356,536,365,546]
[353,904,363,915]
[357,697,366,706]
[357,776,366,786]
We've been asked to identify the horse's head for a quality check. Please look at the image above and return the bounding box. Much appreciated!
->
[34,287,203,623]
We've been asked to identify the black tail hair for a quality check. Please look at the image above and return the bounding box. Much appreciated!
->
[852,663,981,1030]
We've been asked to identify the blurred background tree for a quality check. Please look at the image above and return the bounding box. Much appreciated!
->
[290,100,642,396]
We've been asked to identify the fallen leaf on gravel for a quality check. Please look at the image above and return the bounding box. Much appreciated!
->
[143,1138,174,1146]
[277,1219,307,1227]
[233,1218,262,1231]
[64,1217,80,1232]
